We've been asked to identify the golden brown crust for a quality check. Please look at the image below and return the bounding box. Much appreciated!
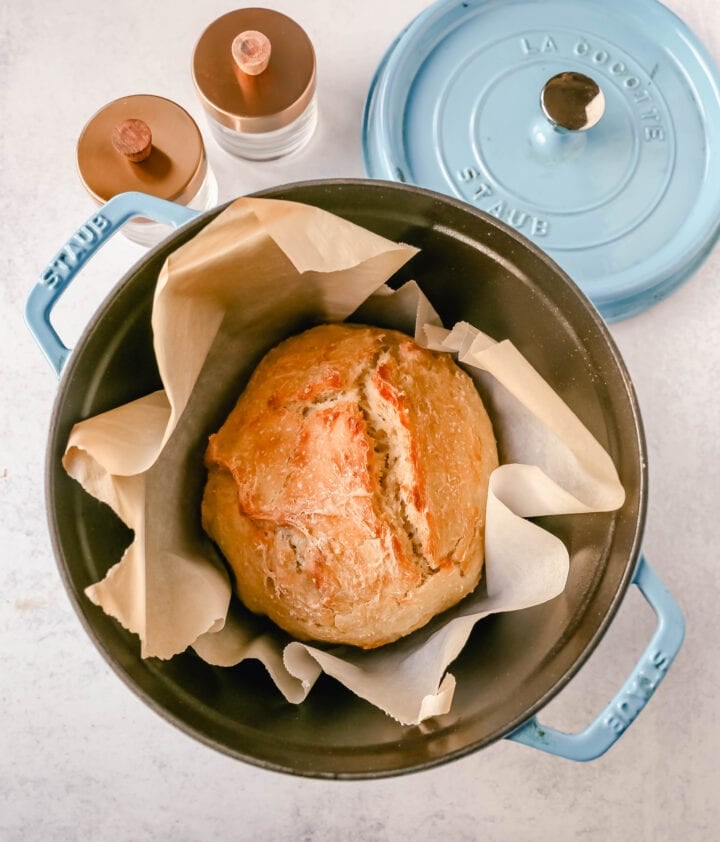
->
[202,324,498,648]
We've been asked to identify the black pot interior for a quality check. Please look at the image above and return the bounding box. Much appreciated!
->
[46,180,645,778]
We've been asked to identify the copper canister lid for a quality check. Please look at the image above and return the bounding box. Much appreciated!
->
[192,8,316,134]
[76,95,208,204]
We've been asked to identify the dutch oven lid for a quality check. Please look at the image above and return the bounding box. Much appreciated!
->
[362,0,720,321]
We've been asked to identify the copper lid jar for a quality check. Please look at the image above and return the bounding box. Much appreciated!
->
[192,8,318,160]
[76,95,218,246]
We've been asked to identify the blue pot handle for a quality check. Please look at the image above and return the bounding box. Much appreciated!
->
[25,191,202,376]
[507,556,684,761]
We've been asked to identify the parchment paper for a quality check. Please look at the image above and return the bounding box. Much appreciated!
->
[63,197,625,725]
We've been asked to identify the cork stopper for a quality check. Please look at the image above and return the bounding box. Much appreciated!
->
[232,30,271,76]
[111,118,153,162]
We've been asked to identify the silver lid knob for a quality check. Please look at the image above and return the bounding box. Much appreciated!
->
[541,72,605,131]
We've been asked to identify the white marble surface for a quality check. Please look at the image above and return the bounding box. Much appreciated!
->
[2,0,719,839]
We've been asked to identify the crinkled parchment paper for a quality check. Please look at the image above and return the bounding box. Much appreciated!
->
[63,197,625,725]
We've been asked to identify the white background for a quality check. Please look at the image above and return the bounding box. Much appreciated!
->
[2,1,719,839]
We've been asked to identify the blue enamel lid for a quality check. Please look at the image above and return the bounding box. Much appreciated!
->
[362,0,720,321]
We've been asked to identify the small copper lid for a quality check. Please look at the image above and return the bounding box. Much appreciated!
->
[192,8,316,134]
[76,95,208,205]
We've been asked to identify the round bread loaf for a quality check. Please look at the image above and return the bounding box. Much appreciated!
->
[202,324,498,649]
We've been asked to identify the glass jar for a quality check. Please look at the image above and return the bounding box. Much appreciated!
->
[76,95,218,247]
[192,8,318,161]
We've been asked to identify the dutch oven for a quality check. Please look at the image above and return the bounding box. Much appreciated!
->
[25,180,684,778]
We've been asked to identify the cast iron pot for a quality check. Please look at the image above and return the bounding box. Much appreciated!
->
[26,180,684,778]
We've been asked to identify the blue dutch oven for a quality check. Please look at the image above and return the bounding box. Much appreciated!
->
[26,181,684,777]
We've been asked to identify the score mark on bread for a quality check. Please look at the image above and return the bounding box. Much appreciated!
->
[202,324,498,649]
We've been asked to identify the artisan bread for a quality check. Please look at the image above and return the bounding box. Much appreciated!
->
[202,323,498,649]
